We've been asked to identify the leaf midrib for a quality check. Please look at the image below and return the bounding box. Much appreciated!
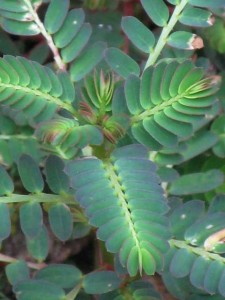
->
[131,93,185,124]
[0,82,76,115]
[104,161,142,267]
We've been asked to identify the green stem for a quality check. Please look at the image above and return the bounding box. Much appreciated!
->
[144,0,189,70]
[65,282,83,300]
[0,253,46,270]
[22,0,66,71]
[0,82,77,116]
[0,193,75,205]
[0,134,35,141]
[170,239,225,263]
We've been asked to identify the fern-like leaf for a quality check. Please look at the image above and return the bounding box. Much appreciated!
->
[0,55,76,125]
[127,60,220,150]
[66,144,170,276]
[164,197,225,298]
[35,117,103,159]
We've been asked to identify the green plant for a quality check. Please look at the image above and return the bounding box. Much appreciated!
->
[0,0,225,299]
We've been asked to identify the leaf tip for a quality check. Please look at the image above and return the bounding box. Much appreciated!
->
[189,35,204,50]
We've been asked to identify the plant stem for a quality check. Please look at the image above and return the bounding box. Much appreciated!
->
[0,253,46,270]
[22,0,66,71]
[0,134,35,141]
[65,282,83,300]
[0,193,75,205]
[144,0,189,70]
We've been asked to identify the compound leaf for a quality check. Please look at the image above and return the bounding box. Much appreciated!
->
[128,60,219,151]
[66,144,170,276]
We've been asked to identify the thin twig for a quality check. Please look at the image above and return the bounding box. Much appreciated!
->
[0,253,46,270]
[22,0,66,71]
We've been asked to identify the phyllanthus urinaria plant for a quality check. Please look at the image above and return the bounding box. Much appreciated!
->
[0,0,225,299]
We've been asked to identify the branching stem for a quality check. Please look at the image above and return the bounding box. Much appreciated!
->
[144,0,189,70]
[22,0,66,71]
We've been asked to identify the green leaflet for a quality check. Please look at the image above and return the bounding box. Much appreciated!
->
[140,0,169,27]
[14,280,66,300]
[83,271,121,294]
[6,261,30,286]
[70,41,106,82]
[48,204,73,241]
[35,117,103,159]
[121,16,155,53]
[127,60,220,150]
[169,170,224,195]
[0,56,76,125]
[26,226,49,261]
[167,31,203,50]
[189,0,225,8]
[17,154,44,193]
[44,0,70,34]
[66,144,170,276]
[211,114,225,158]
[35,264,82,289]
[19,202,43,239]
[100,279,161,300]
[0,1,40,36]
[0,166,14,195]
[179,6,213,28]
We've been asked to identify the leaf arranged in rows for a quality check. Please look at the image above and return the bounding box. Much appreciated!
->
[164,241,225,298]
[0,136,42,166]
[0,56,76,125]
[168,198,225,254]
[155,129,218,166]
[66,144,170,276]
[121,16,155,53]
[0,0,40,36]
[127,60,220,151]
[35,117,103,159]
